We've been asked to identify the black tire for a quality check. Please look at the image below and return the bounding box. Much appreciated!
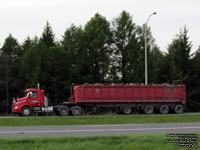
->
[159,105,169,114]
[59,106,69,116]
[144,105,154,114]
[71,106,82,116]
[21,107,32,116]
[174,105,184,114]
[123,107,132,115]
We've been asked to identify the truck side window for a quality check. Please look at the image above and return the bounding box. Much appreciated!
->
[31,92,38,98]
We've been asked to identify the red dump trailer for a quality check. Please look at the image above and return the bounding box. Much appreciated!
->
[12,84,186,116]
[65,84,186,115]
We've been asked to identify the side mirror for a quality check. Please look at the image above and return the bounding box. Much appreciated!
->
[27,93,30,99]
[28,92,32,99]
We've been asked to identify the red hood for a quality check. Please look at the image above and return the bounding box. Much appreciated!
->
[16,97,27,102]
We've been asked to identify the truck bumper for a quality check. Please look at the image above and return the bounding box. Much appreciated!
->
[12,106,21,113]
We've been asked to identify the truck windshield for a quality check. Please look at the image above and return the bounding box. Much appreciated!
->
[24,91,38,98]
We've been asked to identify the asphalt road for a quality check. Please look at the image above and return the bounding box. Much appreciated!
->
[0,123,200,138]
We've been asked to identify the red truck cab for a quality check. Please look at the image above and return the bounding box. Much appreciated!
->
[12,89,50,116]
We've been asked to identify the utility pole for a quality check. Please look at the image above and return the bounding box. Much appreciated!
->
[145,12,157,85]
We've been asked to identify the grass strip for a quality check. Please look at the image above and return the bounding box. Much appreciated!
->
[0,114,200,127]
[0,134,198,150]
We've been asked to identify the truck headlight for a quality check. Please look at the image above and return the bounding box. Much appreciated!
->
[14,106,19,109]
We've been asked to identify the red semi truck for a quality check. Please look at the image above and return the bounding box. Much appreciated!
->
[12,84,186,116]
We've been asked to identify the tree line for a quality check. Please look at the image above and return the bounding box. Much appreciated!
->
[0,11,200,112]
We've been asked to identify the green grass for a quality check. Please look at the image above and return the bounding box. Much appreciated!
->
[0,114,200,127]
[0,134,198,150]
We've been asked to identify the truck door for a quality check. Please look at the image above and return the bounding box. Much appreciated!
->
[28,91,40,106]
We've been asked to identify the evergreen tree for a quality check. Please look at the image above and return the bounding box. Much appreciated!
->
[40,21,56,48]
[21,36,70,103]
[154,52,170,83]
[20,37,43,88]
[148,45,165,84]
[0,34,22,112]
[1,34,22,60]
[0,54,12,112]
[111,10,141,83]
[167,27,192,83]
[186,47,200,111]
[22,37,32,51]
[84,13,112,83]
[44,46,70,103]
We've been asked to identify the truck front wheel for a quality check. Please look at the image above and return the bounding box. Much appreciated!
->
[21,107,32,116]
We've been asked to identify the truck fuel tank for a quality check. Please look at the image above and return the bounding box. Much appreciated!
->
[42,106,53,113]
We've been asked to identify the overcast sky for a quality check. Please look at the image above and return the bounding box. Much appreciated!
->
[0,0,199,53]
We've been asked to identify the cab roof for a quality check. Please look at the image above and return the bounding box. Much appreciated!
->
[24,89,40,92]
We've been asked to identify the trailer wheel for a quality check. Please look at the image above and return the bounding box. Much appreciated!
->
[159,105,169,114]
[123,107,132,115]
[21,107,32,116]
[59,106,69,116]
[144,105,154,114]
[71,106,82,116]
[174,105,184,114]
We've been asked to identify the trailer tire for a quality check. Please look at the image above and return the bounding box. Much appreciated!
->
[174,105,184,114]
[59,106,69,116]
[144,105,154,114]
[71,106,82,116]
[21,107,32,116]
[123,107,132,115]
[159,105,169,114]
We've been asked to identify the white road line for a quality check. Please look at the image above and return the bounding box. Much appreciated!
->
[0,126,199,134]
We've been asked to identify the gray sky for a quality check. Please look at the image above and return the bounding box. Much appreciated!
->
[0,0,199,53]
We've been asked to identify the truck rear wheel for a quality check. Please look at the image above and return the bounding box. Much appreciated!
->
[174,105,184,114]
[144,105,154,114]
[71,106,82,116]
[159,105,169,114]
[59,106,69,116]
[123,107,132,115]
[21,107,32,116]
